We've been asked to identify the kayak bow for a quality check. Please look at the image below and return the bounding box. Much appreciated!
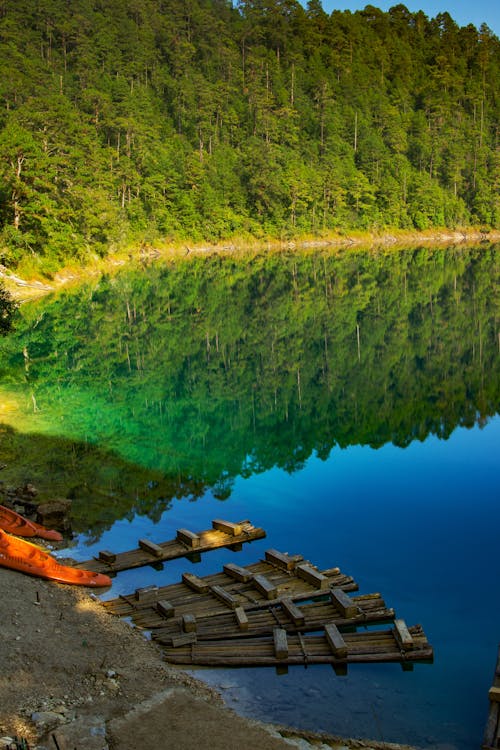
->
[0,504,63,541]
[0,529,111,587]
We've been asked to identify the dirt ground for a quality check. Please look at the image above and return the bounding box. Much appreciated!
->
[0,564,418,750]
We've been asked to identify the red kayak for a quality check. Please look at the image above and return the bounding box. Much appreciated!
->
[0,529,111,587]
[0,504,63,541]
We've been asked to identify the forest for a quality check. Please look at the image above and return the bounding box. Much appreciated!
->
[0,0,499,275]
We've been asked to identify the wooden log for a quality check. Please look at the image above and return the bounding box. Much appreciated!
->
[98,550,116,563]
[176,528,201,548]
[253,574,277,599]
[182,614,197,633]
[182,572,208,593]
[296,563,328,590]
[156,600,175,618]
[210,585,238,609]
[394,619,414,651]
[265,549,302,571]
[135,585,158,602]
[235,607,249,631]
[325,623,348,658]
[331,588,358,618]
[483,702,499,747]
[280,597,305,627]
[138,538,164,557]
[212,519,243,536]
[273,628,289,659]
[223,563,253,582]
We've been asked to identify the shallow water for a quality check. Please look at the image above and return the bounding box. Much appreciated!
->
[1,245,499,748]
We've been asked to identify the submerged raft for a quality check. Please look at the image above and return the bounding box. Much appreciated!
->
[77,519,265,574]
[483,644,500,750]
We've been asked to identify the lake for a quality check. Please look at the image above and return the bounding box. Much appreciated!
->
[0,244,499,749]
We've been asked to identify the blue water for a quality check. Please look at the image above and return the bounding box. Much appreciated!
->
[67,414,500,749]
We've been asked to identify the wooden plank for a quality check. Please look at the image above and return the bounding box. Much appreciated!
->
[394,619,414,651]
[135,585,158,602]
[325,623,348,658]
[223,563,253,582]
[273,628,289,659]
[488,687,500,703]
[156,600,175,618]
[331,588,358,618]
[182,614,197,633]
[182,572,209,593]
[235,607,249,631]
[252,574,277,599]
[98,550,116,563]
[138,538,164,557]
[264,549,302,571]
[280,597,305,626]
[210,585,238,609]
[170,632,197,648]
[176,528,201,548]
[212,519,243,536]
[296,563,329,590]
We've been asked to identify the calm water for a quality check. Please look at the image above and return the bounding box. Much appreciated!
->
[1,245,499,749]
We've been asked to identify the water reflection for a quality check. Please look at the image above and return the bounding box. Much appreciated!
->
[0,245,499,531]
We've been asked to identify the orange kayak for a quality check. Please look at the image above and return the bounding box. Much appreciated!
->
[0,504,63,541]
[0,529,112,587]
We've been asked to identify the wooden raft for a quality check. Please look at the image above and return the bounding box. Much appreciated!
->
[483,645,500,750]
[76,519,265,574]
[152,592,395,644]
[160,623,433,667]
[102,550,358,627]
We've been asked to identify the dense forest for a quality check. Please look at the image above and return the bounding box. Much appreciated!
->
[1,245,498,530]
[0,0,499,273]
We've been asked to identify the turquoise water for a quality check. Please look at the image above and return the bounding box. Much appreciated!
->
[1,245,499,748]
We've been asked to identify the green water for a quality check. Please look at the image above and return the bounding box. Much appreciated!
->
[1,244,499,748]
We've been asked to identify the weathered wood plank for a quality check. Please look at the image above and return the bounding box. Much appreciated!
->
[280,597,305,626]
[176,528,201,549]
[252,574,277,599]
[273,628,289,659]
[264,549,302,571]
[170,632,197,648]
[488,687,500,703]
[138,538,164,557]
[296,563,329,590]
[394,619,414,651]
[483,702,499,747]
[210,585,238,609]
[98,550,116,563]
[235,607,249,631]
[331,588,358,618]
[212,519,243,536]
[182,614,197,633]
[325,623,348,658]
[135,585,158,602]
[182,572,209,594]
[223,563,253,582]
[156,600,175,618]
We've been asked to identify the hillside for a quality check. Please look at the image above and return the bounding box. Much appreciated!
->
[0,0,499,273]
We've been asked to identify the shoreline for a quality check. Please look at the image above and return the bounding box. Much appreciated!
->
[1,227,499,302]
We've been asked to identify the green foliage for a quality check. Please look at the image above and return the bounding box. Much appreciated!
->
[0,0,499,271]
